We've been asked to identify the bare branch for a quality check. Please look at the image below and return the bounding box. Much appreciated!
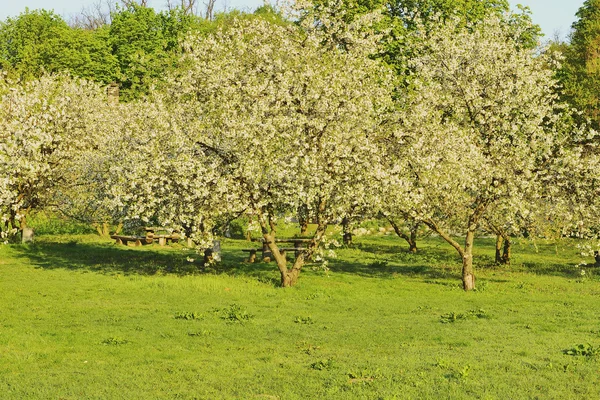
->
[120,0,148,7]
[204,0,216,20]
[68,0,114,29]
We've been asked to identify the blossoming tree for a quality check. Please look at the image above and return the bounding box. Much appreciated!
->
[386,15,573,290]
[132,12,395,286]
[0,74,108,241]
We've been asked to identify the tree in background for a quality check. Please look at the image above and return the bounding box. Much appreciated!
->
[107,4,201,101]
[306,0,538,255]
[0,3,225,101]
[0,9,118,83]
[554,0,600,129]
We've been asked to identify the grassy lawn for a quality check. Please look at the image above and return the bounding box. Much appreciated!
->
[1,233,600,399]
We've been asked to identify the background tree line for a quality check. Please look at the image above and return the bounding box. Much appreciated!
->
[0,0,279,101]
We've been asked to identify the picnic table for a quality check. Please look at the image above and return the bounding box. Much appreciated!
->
[144,227,181,246]
[110,227,181,247]
[243,238,312,263]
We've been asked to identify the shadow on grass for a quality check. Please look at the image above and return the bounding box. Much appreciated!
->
[328,240,462,280]
[519,262,586,279]
[10,239,282,285]
[10,235,587,284]
[12,237,462,283]
[328,258,461,280]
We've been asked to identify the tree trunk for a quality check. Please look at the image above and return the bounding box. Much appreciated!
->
[263,234,289,284]
[300,220,308,235]
[501,236,511,265]
[424,217,479,291]
[94,222,112,237]
[409,223,419,253]
[495,234,503,264]
[389,218,418,253]
[20,216,34,243]
[284,221,328,287]
[281,268,300,287]
[463,230,476,291]
[298,204,309,235]
[256,208,289,286]
[342,217,352,245]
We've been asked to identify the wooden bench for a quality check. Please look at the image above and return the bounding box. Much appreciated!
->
[147,233,181,246]
[110,235,152,247]
[278,247,307,258]
[242,247,307,263]
[242,248,260,263]
[145,227,181,246]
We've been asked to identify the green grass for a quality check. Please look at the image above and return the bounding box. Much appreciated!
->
[1,232,600,399]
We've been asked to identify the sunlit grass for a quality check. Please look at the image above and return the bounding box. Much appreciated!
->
[1,232,599,399]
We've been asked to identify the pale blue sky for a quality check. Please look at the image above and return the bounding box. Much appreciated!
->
[511,0,585,41]
[0,0,265,21]
[0,0,586,41]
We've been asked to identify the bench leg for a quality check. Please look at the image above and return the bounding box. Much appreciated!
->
[262,242,272,262]
[159,237,166,246]
[247,249,257,263]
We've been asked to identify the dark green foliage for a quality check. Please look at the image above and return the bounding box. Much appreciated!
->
[386,0,510,25]
[439,309,490,323]
[563,343,600,357]
[554,0,600,129]
[294,315,315,324]
[0,9,118,82]
[226,217,249,239]
[0,5,241,100]
[27,212,96,235]
[108,5,200,101]
[309,358,336,371]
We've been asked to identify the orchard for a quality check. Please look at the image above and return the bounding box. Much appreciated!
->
[1,0,599,292]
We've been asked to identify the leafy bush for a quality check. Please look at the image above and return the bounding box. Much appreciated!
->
[294,316,315,325]
[440,309,490,323]
[359,219,389,231]
[228,218,249,239]
[188,330,212,337]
